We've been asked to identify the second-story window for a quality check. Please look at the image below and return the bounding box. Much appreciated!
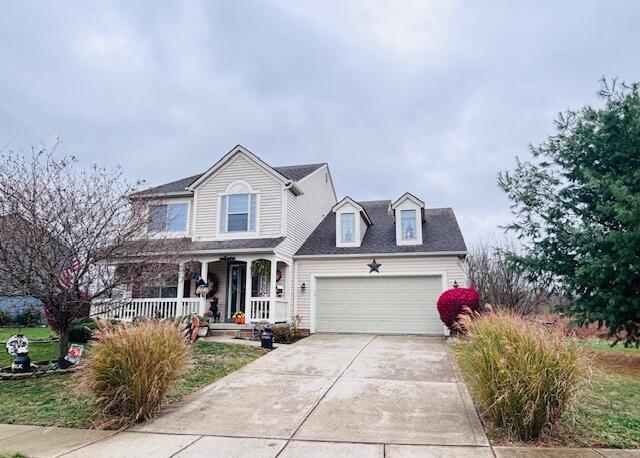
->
[220,193,257,233]
[148,203,188,233]
[340,212,355,242]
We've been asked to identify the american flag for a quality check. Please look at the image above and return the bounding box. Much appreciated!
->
[59,259,81,289]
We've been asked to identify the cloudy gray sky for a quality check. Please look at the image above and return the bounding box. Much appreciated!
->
[1,1,639,246]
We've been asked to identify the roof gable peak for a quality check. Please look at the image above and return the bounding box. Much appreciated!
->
[186,145,290,191]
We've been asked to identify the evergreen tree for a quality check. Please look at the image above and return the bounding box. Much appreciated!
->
[499,79,640,346]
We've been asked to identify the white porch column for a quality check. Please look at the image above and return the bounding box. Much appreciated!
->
[245,258,253,322]
[176,262,185,316]
[199,260,208,316]
[269,257,277,323]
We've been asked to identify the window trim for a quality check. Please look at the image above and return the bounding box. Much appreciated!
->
[216,180,261,239]
[146,198,191,238]
[394,201,423,246]
[335,204,363,248]
[222,193,256,233]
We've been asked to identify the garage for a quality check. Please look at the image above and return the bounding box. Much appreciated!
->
[314,276,444,334]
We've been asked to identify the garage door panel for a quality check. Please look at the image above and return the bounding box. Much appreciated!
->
[315,276,443,335]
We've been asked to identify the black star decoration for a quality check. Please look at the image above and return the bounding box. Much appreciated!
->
[367,259,381,273]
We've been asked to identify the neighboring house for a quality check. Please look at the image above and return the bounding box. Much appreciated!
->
[94,145,467,335]
[0,296,44,323]
[0,215,46,324]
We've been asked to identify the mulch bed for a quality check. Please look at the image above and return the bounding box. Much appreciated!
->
[0,360,77,380]
[590,351,640,378]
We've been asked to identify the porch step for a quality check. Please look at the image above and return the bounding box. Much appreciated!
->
[208,323,253,330]
[207,330,241,337]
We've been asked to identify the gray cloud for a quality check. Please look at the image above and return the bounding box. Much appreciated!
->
[1,0,639,246]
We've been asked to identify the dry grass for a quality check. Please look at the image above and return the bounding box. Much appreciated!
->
[454,311,586,441]
[80,320,190,427]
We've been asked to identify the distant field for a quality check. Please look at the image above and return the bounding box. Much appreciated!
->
[0,327,57,342]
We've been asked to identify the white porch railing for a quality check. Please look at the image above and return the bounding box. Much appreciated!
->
[274,299,289,323]
[248,298,289,323]
[90,298,203,321]
[92,297,289,324]
[249,298,270,321]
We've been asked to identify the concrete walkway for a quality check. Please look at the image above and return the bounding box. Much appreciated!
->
[0,334,638,457]
[0,424,636,457]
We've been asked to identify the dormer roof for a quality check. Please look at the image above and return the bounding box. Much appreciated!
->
[391,192,425,209]
[332,196,373,225]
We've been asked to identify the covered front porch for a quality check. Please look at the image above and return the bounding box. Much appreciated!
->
[91,255,291,324]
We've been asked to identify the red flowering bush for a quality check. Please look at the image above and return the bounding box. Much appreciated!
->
[437,287,480,332]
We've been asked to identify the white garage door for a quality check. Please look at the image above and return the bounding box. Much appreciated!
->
[315,276,443,334]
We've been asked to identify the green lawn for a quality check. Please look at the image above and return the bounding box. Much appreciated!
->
[0,342,60,367]
[579,339,640,354]
[560,340,640,448]
[0,340,264,428]
[0,374,96,428]
[0,327,57,342]
[565,371,640,448]
[168,340,266,399]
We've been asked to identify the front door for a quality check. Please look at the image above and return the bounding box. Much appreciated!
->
[226,263,246,322]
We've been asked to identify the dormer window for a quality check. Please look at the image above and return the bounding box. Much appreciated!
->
[392,192,425,246]
[400,209,417,240]
[219,181,259,235]
[333,197,372,248]
[340,213,355,242]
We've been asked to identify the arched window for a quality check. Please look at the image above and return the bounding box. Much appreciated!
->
[219,181,258,233]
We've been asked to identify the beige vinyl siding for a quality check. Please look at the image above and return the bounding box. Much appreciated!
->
[277,166,336,319]
[194,154,283,239]
[294,255,466,330]
[278,165,336,258]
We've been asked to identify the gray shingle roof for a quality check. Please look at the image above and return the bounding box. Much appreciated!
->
[131,163,325,198]
[131,174,203,197]
[273,163,325,181]
[115,237,284,256]
[295,200,467,256]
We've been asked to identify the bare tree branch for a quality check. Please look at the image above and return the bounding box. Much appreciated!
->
[0,144,183,365]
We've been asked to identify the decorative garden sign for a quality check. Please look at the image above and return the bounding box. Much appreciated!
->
[64,344,84,364]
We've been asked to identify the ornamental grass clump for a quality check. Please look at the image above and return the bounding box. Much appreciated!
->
[454,312,585,441]
[82,320,190,427]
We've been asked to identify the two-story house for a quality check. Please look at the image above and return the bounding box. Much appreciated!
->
[93,145,467,335]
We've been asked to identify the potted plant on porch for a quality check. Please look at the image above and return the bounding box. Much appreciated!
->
[232,311,246,325]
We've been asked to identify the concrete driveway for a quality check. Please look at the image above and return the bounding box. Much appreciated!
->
[131,334,490,457]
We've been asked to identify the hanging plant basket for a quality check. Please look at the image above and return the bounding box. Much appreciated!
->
[251,259,271,278]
